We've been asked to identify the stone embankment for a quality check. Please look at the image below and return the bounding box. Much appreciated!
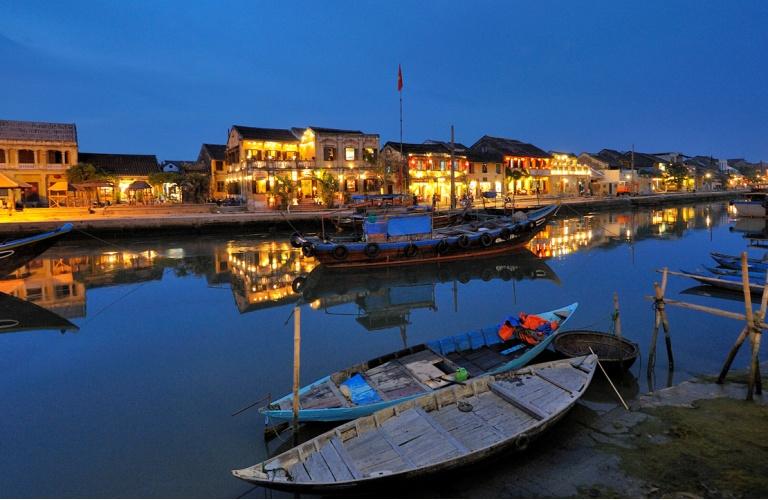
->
[0,190,739,237]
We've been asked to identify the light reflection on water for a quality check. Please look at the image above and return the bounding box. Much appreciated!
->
[0,201,762,498]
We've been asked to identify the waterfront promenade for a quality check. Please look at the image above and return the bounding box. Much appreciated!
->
[0,190,739,236]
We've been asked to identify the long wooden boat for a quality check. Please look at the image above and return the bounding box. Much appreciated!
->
[553,330,639,371]
[233,354,597,492]
[293,205,558,269]
[261,302,578,424]
[703,265,764,278]
[0,292,78,334]
[679,269,765,295]
[710,251,768,272]
[0,223,73,277]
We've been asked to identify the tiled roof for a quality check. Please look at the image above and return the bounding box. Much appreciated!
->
[0,119,77,143]
[201,143,226,161]
[232,126,298,143]
[308,126,365,135]
[469,135,551,162]
[78,152,160,176]
[382,141,468,156]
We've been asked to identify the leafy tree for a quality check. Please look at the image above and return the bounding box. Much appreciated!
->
[316,171,340,208]
[180,172,210,203]
[665,162,689,190]
[148,172,183,187]
[273,175,297,210]
[66,163,106,183]
[505,166,528,206]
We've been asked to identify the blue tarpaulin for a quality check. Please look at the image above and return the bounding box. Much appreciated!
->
[364,221,388,234]
[340,374,382,405]
[387,214,432,236]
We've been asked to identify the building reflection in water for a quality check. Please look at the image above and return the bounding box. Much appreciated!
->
[0,203,732,322]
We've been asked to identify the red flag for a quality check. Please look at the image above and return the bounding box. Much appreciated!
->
[397,64,403,92]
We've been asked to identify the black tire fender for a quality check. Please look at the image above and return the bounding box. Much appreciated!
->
[499,227,511,240]
[457,234,471,249]
[436,239,449,255]
[291,277,307,293]
[332,245,349,261]
[364,242,381,259]
[301,242,315,257]
[480,232,493,247]
[289,232,303,248]
[404,243,418,258]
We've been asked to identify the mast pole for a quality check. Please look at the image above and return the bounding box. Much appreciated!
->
[450,125,456,210]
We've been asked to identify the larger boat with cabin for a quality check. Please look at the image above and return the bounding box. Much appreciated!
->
[732,192,768,218]
[292,204,558,268]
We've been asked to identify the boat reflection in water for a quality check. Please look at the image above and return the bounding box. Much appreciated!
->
[290,249,559,345]
[0,291,78,334]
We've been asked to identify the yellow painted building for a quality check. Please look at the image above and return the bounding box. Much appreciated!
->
[0,119,78,207]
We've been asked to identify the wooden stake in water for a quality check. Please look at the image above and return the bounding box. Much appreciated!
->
[292,305,301,443]
[613,292,623,364]
[648,267,672,375]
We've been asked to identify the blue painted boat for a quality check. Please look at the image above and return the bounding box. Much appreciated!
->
[710,251,768,273]
[680,269,765,295]
[261,302,578,423]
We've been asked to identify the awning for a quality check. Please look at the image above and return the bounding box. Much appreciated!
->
[0,173,20,189]
[15,180,33,189]
[48,181,68,192]
[127,180,152,190]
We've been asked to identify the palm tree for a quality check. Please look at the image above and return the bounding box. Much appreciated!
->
[316,171,340,208]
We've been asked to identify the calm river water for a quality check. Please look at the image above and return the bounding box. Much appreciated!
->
[1,201,765,497]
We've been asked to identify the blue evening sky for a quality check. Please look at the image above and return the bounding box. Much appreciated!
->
[2,0,766,161]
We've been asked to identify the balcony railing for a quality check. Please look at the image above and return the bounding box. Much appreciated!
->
[245,159,316,170]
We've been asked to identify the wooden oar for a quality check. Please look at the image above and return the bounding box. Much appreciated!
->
[589,347,629,410]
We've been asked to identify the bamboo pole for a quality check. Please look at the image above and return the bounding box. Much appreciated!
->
[643,296,768,327]
[613,292,623,364]
[292,305,301,444]
[648,268,671,373]
[589,347,629,410]
[718,325,750,384]
[648,283,662,374]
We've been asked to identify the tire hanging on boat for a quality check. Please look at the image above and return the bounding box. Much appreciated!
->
[480,232,493,247]
[289,232,303,248]
[364,242,381,258]
[332,245,349,261]
[301,242,315,257]
[291,277,307,293]
[404,243,418,258]
[499,227,512,240]
[457,234,471,249]
[515,434,530,450]
[527,221,536,231]
[435,239,449,255]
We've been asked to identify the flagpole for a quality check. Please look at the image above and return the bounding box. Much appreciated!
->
[399,84,404,195]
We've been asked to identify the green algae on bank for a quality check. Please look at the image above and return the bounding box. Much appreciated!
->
[606,398,768,498]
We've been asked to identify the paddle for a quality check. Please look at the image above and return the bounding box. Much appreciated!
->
[589,347,629,410]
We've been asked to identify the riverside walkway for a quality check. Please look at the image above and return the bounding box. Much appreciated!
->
[0,190,738,237]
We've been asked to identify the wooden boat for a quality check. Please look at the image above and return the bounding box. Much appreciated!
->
[678,269,765,295]
[732,192,768,218]
[710,251,768,272]
[703,265,764,278]
[261,302,578,423]
[553,330,639,371]
[0,223,73,277]
[293,204,558,269]
[0,292,78,334]
[233,355,598,492]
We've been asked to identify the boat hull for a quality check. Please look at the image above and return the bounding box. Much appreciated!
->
[261,302,578,423]
[733,201,767,218]
[301,205,557,269]
[0,223,73,277]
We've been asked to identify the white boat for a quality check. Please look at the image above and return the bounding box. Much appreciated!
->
[733,192,768,218]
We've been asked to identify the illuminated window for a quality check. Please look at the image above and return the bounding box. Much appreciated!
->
[215,161,224,172]
[324,147,336,161]
[364,179,376,191]
[0,150,5,163]
[482,164,488,173]
[440,160,446,171]
[363,148,376,162]
[47,150,63,164]
[345,179,357,192]
[345,147,357,161]
[468,164,475,174]
[216,181,225,192]
[495,164,501,174]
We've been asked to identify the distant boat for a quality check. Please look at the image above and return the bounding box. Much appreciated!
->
[679,269,765,295]
[0,223,73,277]
[293,205,558,269]
[710,251,768,273]
[260,302,578,424]
[732,192,768,218]
[232,355,598,492]
[0,292,78,334]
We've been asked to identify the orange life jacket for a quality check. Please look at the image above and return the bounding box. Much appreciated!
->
[517,329,541,346]
[498,321,515,341]
[519,313,559,332]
